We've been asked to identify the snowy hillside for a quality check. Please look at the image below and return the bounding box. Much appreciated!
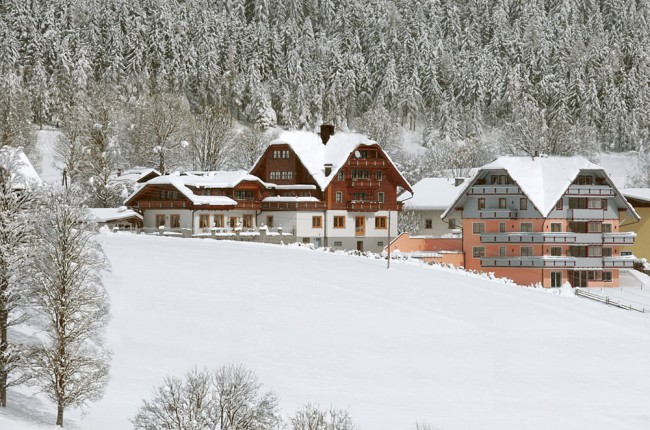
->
[3,234,650,430]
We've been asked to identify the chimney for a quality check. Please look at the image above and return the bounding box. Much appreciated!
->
[320,124,335,145]
[454,177,464,187]
[324,163,333,176]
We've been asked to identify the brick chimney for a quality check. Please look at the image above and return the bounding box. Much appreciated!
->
[320,124,335,145]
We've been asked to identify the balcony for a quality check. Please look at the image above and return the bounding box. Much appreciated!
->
[347,158,386,167]
[480,256,574,268]
[572,233,605,244]
[603,232,636,244]
[480,232,576,243]
[573,257,606,268]
[478,210,518,219]
[603,256,636,268]
[260,201,327,211]
[347,179,380,188]
[347,201,383,211]
[569,209,605,220]
[566,185,615,196]
[469,185,521,195]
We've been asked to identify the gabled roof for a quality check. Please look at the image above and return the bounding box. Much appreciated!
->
[399,177,467,210]
[442,155,639,219]
[124,170,264,206]
[255,131,412,192]
[621,188,650,204]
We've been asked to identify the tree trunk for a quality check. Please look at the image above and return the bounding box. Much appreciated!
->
[56,402,64,426]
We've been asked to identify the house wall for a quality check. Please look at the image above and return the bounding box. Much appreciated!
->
[192,209,258,234]
[144,209,193,230]
[409,209,453,236]
[621,207,650,261]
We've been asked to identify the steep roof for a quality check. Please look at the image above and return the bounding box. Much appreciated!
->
[399,177,467,210]
[621,188,650,205]
[443,155,638,219]
[263,131,411,191]
[0,146,42,188]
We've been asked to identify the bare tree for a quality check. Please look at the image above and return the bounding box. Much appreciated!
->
[227,127,273,170]
[29,188,111,426]
[133,364,281,430]
[291,404,357,430]
[190,105,236,171]
[398,210,422,235]
[130,93,191,174]
[0,149,36,407]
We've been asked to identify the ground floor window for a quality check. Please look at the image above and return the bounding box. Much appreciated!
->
[377,241,384,247]
[156,214,165,227]
[170,214,180,228]
[199,214,210,229]
[302,237,310,244]
[551,271,562,288]
[472,246,485,258]
[229,217,237,228]
[334,241,342,246]
[312,216,322,228]
[214,215,224,228]
[266,216,274,228]
[334,216,345,228]
[603,271,613,282]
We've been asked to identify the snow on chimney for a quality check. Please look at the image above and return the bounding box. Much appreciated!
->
[320,124,335,145]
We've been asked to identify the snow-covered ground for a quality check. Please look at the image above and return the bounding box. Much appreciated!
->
[3,234,650,430]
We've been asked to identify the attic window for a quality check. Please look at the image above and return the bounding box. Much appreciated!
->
[573,175,593,185]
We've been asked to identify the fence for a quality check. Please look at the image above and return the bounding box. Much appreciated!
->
[574,288,646,313]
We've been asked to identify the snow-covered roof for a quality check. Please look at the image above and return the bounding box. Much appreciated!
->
[621,188,650,203]
[443,155,639,219]
[89,207,143,222]
[400,177,467,210]
[124,171,253,206]
[262,196,320,203]
[0,147,42,188]
[266,131,411,191]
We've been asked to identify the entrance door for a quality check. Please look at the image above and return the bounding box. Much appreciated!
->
[356,241,364,252]
[571,271,587,288]
[355,216,365,236]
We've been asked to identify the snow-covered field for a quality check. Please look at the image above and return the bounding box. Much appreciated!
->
[3,234,650,430]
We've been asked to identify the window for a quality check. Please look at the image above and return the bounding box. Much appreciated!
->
[587,198,602,209]
[170,214,180,228]
[550,247,562,256]
[603,271,613,282]
[334,241,343,246]
[478,198,485,210]
[160,190,178,200]
[351,169,370,180]
[282,150,290,158]
[588,246,602,257]
[281,171,293,180]
[199,214,210,229]
[603,247,612,257]
[499,222,506,233]
[555,199,563,210]
[338,171,344,181]
[472,222,485,234]
[472,246,485,258]
[378,192,384,203]
[587,222,602,233]
[499,246,506,257]
[334,216,345,228]
[425,219,433,229]
[312,216,322,228]
[499,198,506,209]
[520,222,533,233]
[377,241,384,247]
[551,272,562,288]
[243,214,253,228]
[569,198,587,209]
[568,246,587,257]
[269,171,278,180]
[273,150,280,159]
[550,222,562,232]
[449,218,458,229]
[214,215,224,228]
[601,199,608,210]
[335,191,343,203]
[235,190,254,200]
[602,223,612,233]
[520,198,528,210]
[353,192,366,201]
[520,246,533,257]
[266,216,274,228]
[375,217,387,229]
[573,175,593,185]
[358,150,368,158]
[156,214,165,227]
[376,170,383,181]
[229,217,237,228]
[302,237,311,244]
[588,271,602,281]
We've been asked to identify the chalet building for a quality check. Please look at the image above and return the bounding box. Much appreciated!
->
[621,188,650,265]
[249,127,412,251]
[124,127,412,252]
[399,177,467,235]
[441,156,640,288]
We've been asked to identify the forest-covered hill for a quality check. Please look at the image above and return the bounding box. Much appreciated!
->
[1,0,649,205]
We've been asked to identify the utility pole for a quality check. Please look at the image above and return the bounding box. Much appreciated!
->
[387,209,391,269]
